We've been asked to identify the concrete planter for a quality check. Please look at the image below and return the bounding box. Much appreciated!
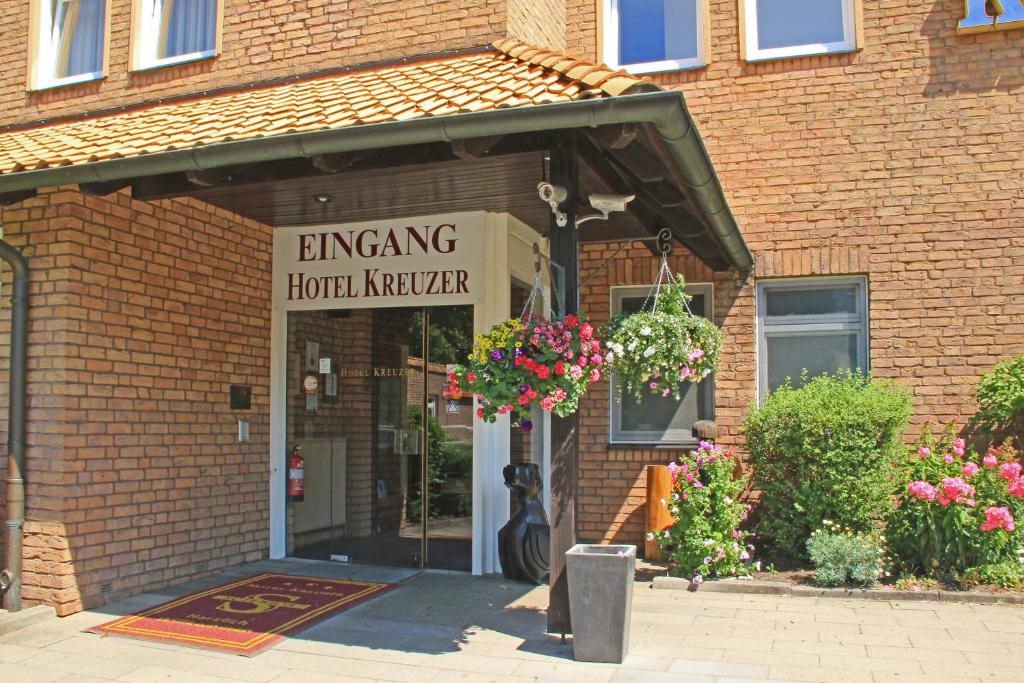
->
[565,543,636,663]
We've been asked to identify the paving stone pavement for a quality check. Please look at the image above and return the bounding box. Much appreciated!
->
[2,558,1023,682]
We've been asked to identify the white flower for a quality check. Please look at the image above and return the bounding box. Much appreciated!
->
[753,561,762,572]
[639,326,652,336]
[703,539,715,547]
[663,530,671,539]
[703,556,712,565]
[671,492,680,501]
[605,352,615,363]
[740,550,750,561]
[723,496,733,505]
[643,346,657,358]
[660,498,667,507]
[627,340,638,352]
[646,532,655,541]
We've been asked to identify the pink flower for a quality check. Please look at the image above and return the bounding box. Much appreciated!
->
[1008,478,1024,499]
[590,368,601,382]
[691,574,703,585]
[553,387,567,402]
[944,454,954,464]
[907,480,937,501]
[591,354,603,365]
[980,506,1015,532]
[953,438,966,451]
[649,381,658,390]
[983,454,998,468]
[731,530,742,539]
[687,348,705,362]
[937,477,975,506]
[568,365,583,380]
[679,367,694,380]
[918,447,931,458]
[539,396,556,411]
[1000,463,1022,481]
[579,323,593,340]
[962,462,979,478]
[667,461,680,484]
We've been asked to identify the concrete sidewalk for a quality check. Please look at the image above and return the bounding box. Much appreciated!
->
[1,558,1023,682]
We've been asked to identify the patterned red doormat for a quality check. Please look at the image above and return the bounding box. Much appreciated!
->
[87,573,396,656]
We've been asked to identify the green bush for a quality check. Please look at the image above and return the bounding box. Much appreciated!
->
[742,372,911,566]
[972,354,1024,448]
[806,521,888,587]
[957,560,1024,589]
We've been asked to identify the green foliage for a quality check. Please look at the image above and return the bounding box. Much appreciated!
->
[957,560,1024,589]
[887,428,1024,578]
[405,407,472,521]
[972,354,1024,447]
[742,372,912,566]
[655,442,755,582]
[605,276,722,401]
[805,521,888,587]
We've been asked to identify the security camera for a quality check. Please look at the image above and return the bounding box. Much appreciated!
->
[589,193,635,216]
[537,182,569,227]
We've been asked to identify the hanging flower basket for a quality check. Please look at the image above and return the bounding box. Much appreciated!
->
[605,273,723,401]
[448,313,604,432]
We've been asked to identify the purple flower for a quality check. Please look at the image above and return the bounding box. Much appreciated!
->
[519,384,531,394]
[520,419,533,433]
[513,347,525,358]
[490,349,505,362]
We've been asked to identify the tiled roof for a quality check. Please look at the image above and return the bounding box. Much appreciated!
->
[0,39,653,177]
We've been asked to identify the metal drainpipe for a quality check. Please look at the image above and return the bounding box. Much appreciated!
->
[0,237,27,612]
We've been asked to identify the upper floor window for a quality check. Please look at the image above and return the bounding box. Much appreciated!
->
[603,0,706,74]
[132,0,221,71]
[30,0,109,90]
[741,0,859,62]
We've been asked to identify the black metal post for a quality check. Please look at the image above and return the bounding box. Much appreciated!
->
[0,238,28,612]
[546,142,579,635]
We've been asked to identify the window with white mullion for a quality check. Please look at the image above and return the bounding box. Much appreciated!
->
[133,0,220,71]
[742,0,858,62]
[603,0,706,74]
[757,276,869,399]
[31,0,107,90]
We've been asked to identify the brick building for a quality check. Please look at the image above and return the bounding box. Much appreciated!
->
[0,0,1021,622]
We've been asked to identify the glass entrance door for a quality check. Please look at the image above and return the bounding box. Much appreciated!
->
[285,304,473,571]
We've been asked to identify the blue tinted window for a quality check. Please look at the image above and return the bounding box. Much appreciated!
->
[618,0,699,66]
[756,0,845,50]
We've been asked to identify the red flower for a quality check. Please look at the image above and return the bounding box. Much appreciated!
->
[466,371,477,383]
[527,390,537,399]
[476,407,485,418]
[564,314,580,329]
[555,360,565,375]
[514,355,525,367]
[536,365,551,380]
[525,358,538,371]
[448,372,458,383]
[580,323,593,340]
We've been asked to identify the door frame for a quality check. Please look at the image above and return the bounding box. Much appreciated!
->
[268,212,550,574]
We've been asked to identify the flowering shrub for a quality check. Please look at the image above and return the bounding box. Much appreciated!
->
[971,354,1024,447]
[604,278,722,400]
[449,314,603,431]
[806,521,889,587]
[651,441,756,584]
[888,428,1024,577]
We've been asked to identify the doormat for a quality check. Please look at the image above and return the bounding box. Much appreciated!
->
[87,573,396,656]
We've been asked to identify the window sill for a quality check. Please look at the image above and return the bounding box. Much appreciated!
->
[610,60,706,76]
[607,440,699,450]
[743,45,860,63]
[132,49,217,73]
[29,71,105,92]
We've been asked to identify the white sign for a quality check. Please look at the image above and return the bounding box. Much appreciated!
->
[446,400,460,414]
[273,212,485,311]
[319,357,331,374]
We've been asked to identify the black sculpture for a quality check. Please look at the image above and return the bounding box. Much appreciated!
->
[498,462,550,584]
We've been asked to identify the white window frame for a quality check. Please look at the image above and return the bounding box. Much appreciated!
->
[740,0,860,62]
[756,276,869,401]
[601,0,708,74]
[130,0,223,72]
[28,0,111,91]
[608,283,715,445]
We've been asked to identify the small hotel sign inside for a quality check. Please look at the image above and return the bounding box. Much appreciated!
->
[958,0,1024,33]
[273,212,484,311]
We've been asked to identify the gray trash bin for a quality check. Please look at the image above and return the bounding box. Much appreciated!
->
[565,543,636,663]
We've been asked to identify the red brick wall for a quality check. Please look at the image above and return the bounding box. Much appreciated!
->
[0,0,568,127]
[570,1,1024,546]
[0,187,273,614]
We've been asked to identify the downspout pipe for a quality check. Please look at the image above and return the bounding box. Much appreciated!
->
[0,91,753,271]
[0,238,27,612]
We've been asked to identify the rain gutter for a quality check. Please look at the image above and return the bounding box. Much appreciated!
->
[0,91,754,271]
[0,238,27,612]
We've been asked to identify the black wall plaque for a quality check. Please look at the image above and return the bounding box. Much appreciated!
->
[230,384,252,410]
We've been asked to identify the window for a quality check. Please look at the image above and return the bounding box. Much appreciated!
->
[132,0,221,71]
[741,0,859,62]
[757,277,868,399]
[610,284,714,444]
[602,0,707,74]
[29,0,109,90]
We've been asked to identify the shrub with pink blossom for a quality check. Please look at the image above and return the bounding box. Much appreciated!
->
[652,441,755,584]
[888,426,1024,578]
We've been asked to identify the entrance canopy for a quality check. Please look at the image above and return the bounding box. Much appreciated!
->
[0,39,751,271]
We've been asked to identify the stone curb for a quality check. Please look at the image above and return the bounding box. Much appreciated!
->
[0,604,56,636]
[651,576,1024,605]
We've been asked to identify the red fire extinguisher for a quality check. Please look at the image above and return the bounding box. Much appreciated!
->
[287,445,304,503]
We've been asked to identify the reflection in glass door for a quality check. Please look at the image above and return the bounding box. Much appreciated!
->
[285,305,474,570]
